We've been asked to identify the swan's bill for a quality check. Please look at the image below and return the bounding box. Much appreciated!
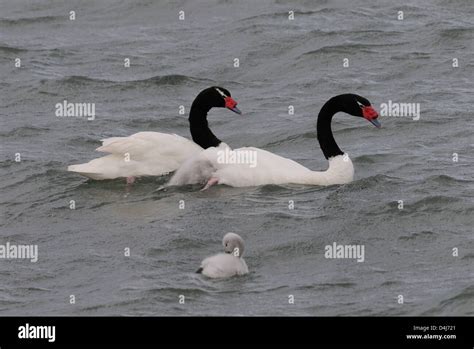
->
[362,105,381,128]
[215,87,242,115]
[228,105,242,115]
[225,97,242,115]
[368,118,381,128]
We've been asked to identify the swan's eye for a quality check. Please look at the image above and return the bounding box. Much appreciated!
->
[356,100,365,108]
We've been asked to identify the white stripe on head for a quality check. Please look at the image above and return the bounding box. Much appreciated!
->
[215,87,228,98]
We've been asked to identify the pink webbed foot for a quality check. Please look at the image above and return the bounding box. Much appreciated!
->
[201,177,219,191]
[126,176,136,185]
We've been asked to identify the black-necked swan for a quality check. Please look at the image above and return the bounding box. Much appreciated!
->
[196,233,249,278]
[67,86,241,181]
[168,94,380,188]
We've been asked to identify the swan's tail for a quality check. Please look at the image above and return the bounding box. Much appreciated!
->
[67,162,109,180]
[68,153,174,180]
[67,153,124,180]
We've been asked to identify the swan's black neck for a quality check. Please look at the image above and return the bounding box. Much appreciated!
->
[317,97,344,159]
[189,105,221,149]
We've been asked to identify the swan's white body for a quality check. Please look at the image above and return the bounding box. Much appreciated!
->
[200,253,249,278]
[168,144,354,187]
[68,132,203,180]
[167,94,382,188]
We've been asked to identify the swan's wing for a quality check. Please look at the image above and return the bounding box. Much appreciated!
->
[68,132,203,179]
[201,254,242,278]
[97,132,202,160]
[200,255,228,278]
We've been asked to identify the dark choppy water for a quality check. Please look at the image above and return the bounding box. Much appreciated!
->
[1,0,473,316]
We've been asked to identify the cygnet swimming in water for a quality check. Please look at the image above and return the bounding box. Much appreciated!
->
[197,233,249,278]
